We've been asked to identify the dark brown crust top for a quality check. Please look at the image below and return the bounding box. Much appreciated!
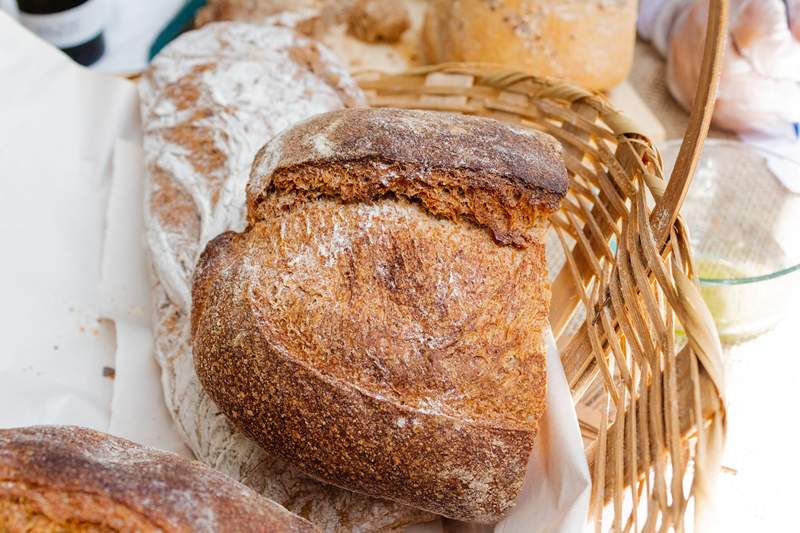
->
[0,426,318,533]
[247,108,567,232]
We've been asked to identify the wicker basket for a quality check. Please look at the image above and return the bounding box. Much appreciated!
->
[358,1,729,530]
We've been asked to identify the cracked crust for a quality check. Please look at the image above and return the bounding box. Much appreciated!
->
[247,109,567,247]
[248,108,567,219]
[0,426,317,532]
[193,110,566,521]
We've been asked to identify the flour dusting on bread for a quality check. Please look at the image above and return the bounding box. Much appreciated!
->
[141,20,433,532]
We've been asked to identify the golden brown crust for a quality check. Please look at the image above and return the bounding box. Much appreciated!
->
[193,108,564,522]
[0,482,155,532]
[193,198,548,522]
[423,0,637,91]
[0,426,318,533]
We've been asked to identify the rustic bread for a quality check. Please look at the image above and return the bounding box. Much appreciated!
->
[0,426,317,532]
[193,0,431,76]
[423,0,637,91]
[191,108,567,522]
[195,0,354,32]
[141,21,432,531]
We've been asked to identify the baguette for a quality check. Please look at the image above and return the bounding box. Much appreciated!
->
[141,21,432,531]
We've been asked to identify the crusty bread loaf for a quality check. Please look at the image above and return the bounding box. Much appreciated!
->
[423,0,637,91]
[141,21,433,532]
[194,0,431,75]
[0,426,317,532]
[191,108,567,522]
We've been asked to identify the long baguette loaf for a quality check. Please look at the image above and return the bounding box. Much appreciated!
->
[191,108,567,522]
[0,426,317,532]
[140,21,432,531]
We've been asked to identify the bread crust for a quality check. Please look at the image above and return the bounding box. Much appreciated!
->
[0,426,317,532]
[248,108,567,212]
[247,109,566,247]
[193,109,566,521]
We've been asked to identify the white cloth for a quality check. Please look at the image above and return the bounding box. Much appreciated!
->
[638,0,693,56]
[0,13,189,456]
[640,0,800,191]
[0,11,137,430]
[642,0,800,135]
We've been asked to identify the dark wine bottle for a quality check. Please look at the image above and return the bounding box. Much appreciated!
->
[16,0,106,66]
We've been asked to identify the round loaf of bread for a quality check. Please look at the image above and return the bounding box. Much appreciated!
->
[191,108,567,522]
[423,0,637,91]
[0,426,317,532]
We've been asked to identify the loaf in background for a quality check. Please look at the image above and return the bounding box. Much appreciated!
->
[196,0,331,27]
[423,0,637,91]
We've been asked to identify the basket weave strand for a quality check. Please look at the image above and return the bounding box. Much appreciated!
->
[358,2,728,527]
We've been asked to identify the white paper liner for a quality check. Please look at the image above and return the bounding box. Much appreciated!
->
[0,12,135,431]
[102,139,191,456]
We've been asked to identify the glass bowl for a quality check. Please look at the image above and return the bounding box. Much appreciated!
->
[661,139,800,343]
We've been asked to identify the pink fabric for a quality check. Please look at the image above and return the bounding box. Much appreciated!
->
[667,0,800,137]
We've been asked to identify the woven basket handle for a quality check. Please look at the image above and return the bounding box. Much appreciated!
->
[651,0,729,244]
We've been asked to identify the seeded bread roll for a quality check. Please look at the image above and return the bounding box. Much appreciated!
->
[0,426,317,532]
[191,108,567,522]
[423,0,637,91]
